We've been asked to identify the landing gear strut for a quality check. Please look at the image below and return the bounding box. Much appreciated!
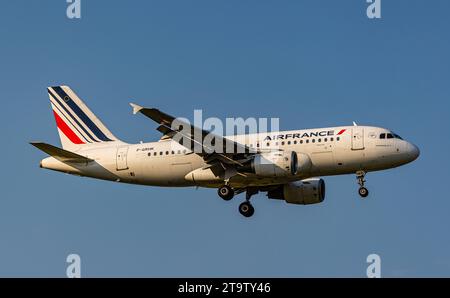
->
[356,170,369,198]
[218,185,234,201]
[239,188,258,217]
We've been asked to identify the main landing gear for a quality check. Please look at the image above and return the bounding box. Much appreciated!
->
[239,202,254,218]
[218,185,234,201]
[356,170,369,198]
[239,188,258,218]
[217,185,257,217]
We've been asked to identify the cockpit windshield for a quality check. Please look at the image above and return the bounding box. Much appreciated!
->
[379,132,403,140]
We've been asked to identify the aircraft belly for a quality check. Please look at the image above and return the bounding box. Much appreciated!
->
[134,155,201,186]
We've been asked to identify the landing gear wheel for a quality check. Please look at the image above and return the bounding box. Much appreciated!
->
[218,185,234,201]
[239,202,255,217]
[356,171,369,198]
[359,187,369,198]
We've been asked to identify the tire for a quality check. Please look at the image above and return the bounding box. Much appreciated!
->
[239,202,255,217]
[218,185,234,201]
[359,187,369,198]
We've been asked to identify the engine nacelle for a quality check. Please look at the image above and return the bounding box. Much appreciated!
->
[268,178,325,205]
[254,151,298,177]
[239,151,297,177]
[240,151,312,178]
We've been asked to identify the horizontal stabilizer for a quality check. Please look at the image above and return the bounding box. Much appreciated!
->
[30,142,93,163]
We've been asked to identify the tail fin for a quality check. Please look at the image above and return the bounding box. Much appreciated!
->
[47,86,119,151]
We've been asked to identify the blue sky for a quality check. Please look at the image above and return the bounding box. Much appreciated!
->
[0,0,449,277]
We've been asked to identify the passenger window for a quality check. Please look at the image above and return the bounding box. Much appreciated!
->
[166,151,169,155]
[318,139,321,143]
[171,151,175,154]
[337,137,340,141]
[330,137,334,141]
[281,141,285,145]
[306,140,309,144]
[287,141,291,145]
[177,150,181,154]
[154,152,157,156]
[312,139,315,143]
[159,152,163,155]
[300,140,303,144]
[324,138,327,142]
[148,153,151,157]
[380,133,386,139]
[183,149,187,154]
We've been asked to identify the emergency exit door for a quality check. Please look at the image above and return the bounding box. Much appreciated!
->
[351,127,364,150]
[116,146,129,171]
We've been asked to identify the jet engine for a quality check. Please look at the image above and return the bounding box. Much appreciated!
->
[239,151,298,177]
[239,151,312,178]
[267,178,325,205]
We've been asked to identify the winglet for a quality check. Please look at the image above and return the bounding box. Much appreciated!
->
[130,103,143,115]
[353,121,358,126]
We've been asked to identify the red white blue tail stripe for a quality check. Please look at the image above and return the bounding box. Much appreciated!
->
[48,86,117,146]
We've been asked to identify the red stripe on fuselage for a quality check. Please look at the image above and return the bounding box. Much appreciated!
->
[53,110,85,144]
[337,129,346,135]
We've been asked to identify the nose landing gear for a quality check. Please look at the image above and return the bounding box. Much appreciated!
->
[356,170,369,198]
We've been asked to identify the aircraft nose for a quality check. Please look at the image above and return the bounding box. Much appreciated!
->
[407,142,420,161]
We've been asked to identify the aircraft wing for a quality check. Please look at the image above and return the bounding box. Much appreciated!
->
[130,103,257,166]
[30,142,93,164]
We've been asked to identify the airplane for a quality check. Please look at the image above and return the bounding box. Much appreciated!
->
[31,86,420,217]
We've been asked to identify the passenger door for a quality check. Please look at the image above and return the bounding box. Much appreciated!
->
[351,127,364,150]
[116,146,129,171]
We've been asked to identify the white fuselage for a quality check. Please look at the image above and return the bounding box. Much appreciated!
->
[40,125,419,188]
